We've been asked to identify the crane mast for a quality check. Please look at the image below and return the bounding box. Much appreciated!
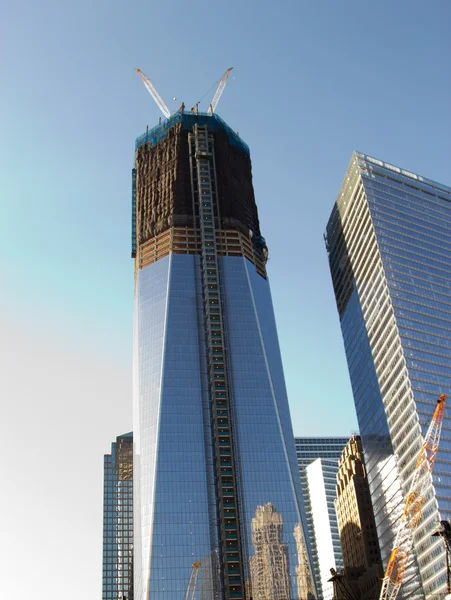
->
[185,561,200,600]
[380,394,446,600]
[135,68,171,119]
[208,67,233,115]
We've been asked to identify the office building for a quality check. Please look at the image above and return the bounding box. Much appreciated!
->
[132,112,314,600]
[325,152,451,598]
[335,435,383,599]
[103,432,134,600]
[295,437,348,599]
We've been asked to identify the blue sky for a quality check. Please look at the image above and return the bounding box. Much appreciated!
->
[1,1,450,597]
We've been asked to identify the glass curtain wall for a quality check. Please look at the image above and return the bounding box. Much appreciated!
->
[325,153,451,599]
[103,433,134,600]
[134,254,315,599]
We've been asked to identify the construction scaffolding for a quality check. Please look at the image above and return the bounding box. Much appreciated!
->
[135,112,249,155]
[132,114,264,270]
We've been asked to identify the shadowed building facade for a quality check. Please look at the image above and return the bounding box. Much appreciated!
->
[132,112,315,600]
[325,153,451,598]
[103,432,134,600]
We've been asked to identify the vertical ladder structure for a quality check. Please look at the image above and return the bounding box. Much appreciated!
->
[189,124,245,600]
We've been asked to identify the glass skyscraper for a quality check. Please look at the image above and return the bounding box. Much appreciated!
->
[132,112,315,600]
[295,437,348,599]
[325,152,451,599]
[103,432,134,600]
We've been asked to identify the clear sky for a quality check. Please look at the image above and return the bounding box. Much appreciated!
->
[1,0,450,597]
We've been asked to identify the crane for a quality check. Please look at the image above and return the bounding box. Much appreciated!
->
[135,68,171,119]
[380,394,446,600]
[208,67,233,115]
[185,561,200,600]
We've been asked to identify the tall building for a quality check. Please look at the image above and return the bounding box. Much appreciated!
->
[335,435,383,599]
[132,112,314,600]
[295,437,348,599]
[103,432,134,600]
[325,152,451,598]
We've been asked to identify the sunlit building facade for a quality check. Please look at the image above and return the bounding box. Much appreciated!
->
[335,435,383,599]
[295,437,347,599]
[325,153,451,598]
[102,432,134,600]
[249,503,290,600]
[132,112,315,600]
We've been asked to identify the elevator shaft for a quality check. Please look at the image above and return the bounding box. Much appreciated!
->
[189,124,245,600]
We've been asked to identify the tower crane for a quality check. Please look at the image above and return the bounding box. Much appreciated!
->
[208,67,233,115]
[380,394,446,600]
[135,68,171,119]
[135,67,233,118]
[185,561,200,600]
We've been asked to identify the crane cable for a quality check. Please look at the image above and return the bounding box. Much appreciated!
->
[193,70,234,112]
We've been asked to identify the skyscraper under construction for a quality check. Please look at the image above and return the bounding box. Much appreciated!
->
[132,111,314,600]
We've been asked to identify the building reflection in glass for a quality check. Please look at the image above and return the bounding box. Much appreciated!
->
[199,550,220,600]
[249,503,291,600]
[294,523,316,600]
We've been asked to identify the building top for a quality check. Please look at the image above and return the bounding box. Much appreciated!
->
[295,437,350,460]
[325,151,451,247]
[104,432,133,478]
[135,111,250,156]
[131,112,265,274]
[355,152,451,196]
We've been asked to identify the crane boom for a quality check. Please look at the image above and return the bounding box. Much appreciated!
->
[185,561,200,600]
[208,67,233,115]
[380,394,446,600]
[135,68,171,119]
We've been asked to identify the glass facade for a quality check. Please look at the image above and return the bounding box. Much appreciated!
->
[325,153,451,599]
[134,254,315,599]
[132,115,315,600]
[103,432,134,600]
[295,437,348,599]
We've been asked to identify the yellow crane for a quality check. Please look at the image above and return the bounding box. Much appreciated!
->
[380,394,446,600]
[185,561,201,600]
